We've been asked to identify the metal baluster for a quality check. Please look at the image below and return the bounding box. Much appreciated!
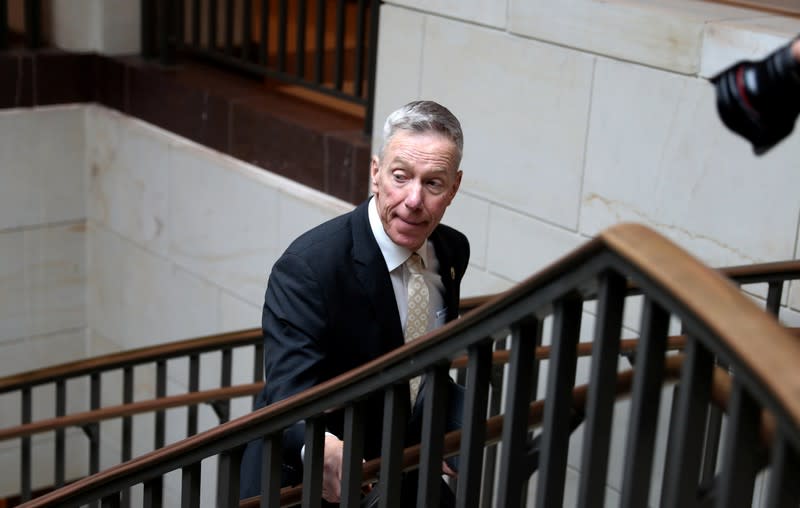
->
[497,317,542,507]
[155,360,166,450]
[191,0,200,46]
[21,386,32,501]
[535,295,583,508]
[142,0,157,57]
[187,354,199,437]
[716,378,762,508]
[181,462,201,508]
[619,299,670,508]
[333,0,345,90]
[341,402,366,508]
[55,379,66,487]
[208,0,218,51]
[661,336,714,508]
[143,476,164,508]
[417,364,450,508]
[353,0,366,97]
[258,0,269,66]
[313,0,325,83]
[224,0,234,54]
[577,271,626,508]
[764,434,800,507]
[242,0,252,61]
[456,339,493,508]
[379,384,409,508]
[295,0,307,78]
[766,281,783,316]
[480,333,506,508]
[261,433,283,508]
[363,0,380,134]
[302,416,325,508]
[122,366,134,508]
[277,0,287,71]
[24,0,40,49]
[0,0,8,50]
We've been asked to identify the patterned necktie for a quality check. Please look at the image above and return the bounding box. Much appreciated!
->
[404,253,429,403]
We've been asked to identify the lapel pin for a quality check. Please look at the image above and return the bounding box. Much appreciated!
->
[450,267,455,280]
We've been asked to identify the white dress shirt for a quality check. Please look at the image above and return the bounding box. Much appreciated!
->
[368,196,447,333]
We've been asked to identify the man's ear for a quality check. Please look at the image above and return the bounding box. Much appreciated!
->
[370,156,380,190]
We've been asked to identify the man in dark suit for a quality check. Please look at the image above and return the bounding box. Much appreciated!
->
[240,100,469,505]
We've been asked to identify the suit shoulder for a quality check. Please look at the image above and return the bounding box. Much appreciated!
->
[285,209,355,257]
[437,223,469,249]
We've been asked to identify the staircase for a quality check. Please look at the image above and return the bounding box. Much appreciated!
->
[3,225,800,507]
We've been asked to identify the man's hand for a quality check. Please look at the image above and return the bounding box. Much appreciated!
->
[322,434,345,503]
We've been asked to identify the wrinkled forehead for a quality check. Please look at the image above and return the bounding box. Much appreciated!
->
[380,130,460,170]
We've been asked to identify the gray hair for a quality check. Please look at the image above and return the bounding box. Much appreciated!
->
[379,100,464,167]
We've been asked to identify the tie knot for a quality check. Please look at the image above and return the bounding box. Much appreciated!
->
[406,253,424,274]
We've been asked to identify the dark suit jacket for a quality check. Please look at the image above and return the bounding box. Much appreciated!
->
[251,199,469,484]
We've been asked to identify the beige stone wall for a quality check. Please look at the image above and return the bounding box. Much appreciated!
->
[371,1,800,506]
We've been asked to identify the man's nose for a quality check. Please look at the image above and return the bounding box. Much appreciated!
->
[404,181,423,209]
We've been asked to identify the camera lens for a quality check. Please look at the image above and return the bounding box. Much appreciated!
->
[712,36,800,155]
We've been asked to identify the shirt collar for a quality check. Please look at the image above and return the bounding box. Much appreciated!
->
[368,196,430,272]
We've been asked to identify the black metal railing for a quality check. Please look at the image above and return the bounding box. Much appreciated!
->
[0,329,264,505]
[0,0,42,50]
[3,258,800,506]
[141,0,380,132]
[15,224,800,507]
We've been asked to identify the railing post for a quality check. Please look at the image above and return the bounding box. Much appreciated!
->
[141,0,157,58]
[159,0,178,65]
[24,0,40,49]
[534,295,583,508]
[0,0,8,50]
[21,387,32,501]
[363,0,381,134]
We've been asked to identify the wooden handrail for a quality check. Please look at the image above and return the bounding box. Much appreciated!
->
[0,384,264,442]
[0,328,262,393]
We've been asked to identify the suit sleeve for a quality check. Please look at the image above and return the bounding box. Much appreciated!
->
[262,251,330,479]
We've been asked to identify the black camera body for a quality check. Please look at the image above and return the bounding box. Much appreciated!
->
[712,36,800,155]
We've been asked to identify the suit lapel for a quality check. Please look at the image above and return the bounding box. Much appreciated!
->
[430,227,461,322]
[350,202,405,351]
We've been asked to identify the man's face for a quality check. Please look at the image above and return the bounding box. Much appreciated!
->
[371,130,462,251]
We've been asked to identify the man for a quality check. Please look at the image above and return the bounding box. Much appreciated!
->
[240,100,469,505]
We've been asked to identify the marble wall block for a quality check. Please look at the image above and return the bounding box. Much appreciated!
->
[0,222,85,345]
[581,57,800,268]
[26,223,86,338]
[87,224,222,349]
[168,143,283,307]
[276,188,353,255]
[419,16,594,229]
[385,0,507,29]
[508,0,760,74]
[86,107,170,256]
[0,106,86,231]
[445,191,490,270]
[487,206,586,283]
[0,230,27,343]
[371,6,426,145]
[700,16,799,78]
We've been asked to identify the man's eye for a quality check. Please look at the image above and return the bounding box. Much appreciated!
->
[427,180,444,191]
[393,173,408,182]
